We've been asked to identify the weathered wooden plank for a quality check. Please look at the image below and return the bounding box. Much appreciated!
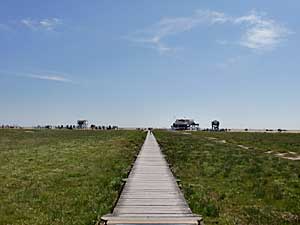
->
[114,208,191,214]
[102,215,202,225]
[120,194,180,199]
[117,199,186,205]
[104,213,198,217]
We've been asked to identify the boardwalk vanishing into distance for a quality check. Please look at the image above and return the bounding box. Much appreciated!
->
[102,131,202,225]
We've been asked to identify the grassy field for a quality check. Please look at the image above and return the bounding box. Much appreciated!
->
[0,129,146,225]
[198,131,300,154]
[154,130,300,225]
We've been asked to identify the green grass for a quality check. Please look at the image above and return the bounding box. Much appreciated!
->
[154,130,300,225]
[0,129,146,225]
[197,131,300,154]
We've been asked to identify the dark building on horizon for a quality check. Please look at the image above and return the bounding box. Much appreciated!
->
[77,120,88,129]
[171,119,199,130]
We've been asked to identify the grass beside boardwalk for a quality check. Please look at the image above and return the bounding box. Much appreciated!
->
[198,131,300,154]
[0,129,146,225]
[155,130,300,225]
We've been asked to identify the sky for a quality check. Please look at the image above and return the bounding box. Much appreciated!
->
[0,0,299,129]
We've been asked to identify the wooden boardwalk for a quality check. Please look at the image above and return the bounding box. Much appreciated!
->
[102,132,202,224]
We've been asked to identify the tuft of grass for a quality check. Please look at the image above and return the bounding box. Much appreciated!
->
[0,129,146,225]
[155,130,300,225]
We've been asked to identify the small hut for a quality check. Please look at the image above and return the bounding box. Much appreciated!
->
[211,120,220,131]
[77,120,88,129]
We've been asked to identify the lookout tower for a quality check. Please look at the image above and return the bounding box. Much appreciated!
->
[211,120,220,131]
[77,120,88,129]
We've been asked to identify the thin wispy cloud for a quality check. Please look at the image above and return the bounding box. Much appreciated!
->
[126,10,228,54]
[9,71,72,83]
[0,70,73,83]
[234,11,291,51]
[20,18,62,31]
[127,10,291,54]
[0,18,63,32]
[26,74,72,82]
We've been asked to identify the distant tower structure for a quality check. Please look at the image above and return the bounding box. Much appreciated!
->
[212,120,220,131]
[77,120,88,129]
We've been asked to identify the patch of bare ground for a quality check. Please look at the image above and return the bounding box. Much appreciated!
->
[206,137,226,144]
[280,212,299,223]
[24,130,34,133]
[274,152,300,161]
[217,140,227,144]
[237,144,250,150]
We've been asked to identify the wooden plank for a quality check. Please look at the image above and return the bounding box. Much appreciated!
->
[115,208,191,214]
[103,215,202,225]
[117,199,186,205]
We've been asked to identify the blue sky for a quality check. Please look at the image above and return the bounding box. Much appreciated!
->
[0,0,299,129]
